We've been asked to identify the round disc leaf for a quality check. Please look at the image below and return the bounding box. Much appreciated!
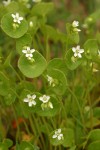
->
[65,49,83,70]
[18,51,47,78]
[47,58,68,75]
[36,95,60,117]
[46,69,67,95]
[87,141,100,150]
[1,13,28,38]
[19,141,34,150]
[16,33,32,55]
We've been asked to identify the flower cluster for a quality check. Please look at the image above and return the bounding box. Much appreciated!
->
[72,20,81,32]
[23,94,37,107]
[52,129,64,140]
[11,13,23,29]
[72,45,84,58]
[22,46,35,61]
[39,95,53,110]
[23,94,53,110]
[47,75,56,87]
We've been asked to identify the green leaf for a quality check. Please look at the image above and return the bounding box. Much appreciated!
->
[31,2,54,17]
[65,49,83,70]
[45,68,67,95]
[69,145,76,150]
[62,128,75,147]
[47,58,68,76]
[36,95,60,117]
[0,72,10,96]
[87,141,100,150]
[93,107,100,119]
[4,88,16,105]
[88,129,100,142]
[18,51,47,78]
[84,39,98,60]
[20,90,41,115]
[1,13,28,38]
[5,2,19,13]
[84,10,100,26]
[66,23,79,44]
[19,141,35,150]
[28,16,39,35]
[3,139,13,148]
[50,128,75,147]
[0,139,13,150]
[41,25,59,42]
[16,33,32,55]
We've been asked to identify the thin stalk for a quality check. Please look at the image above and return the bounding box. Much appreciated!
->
[41,116,50,134]
[12,104,20,141]
[46,36,50,62]
[67,87,86,132]
[10,89,31,135]
[88,93,93,130]
[29,116,37,135]
[32,114,46,150]
[58,96,67,127]
[10,65,22,81]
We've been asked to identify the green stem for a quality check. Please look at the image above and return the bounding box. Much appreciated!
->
[12,104,20,141]
[10,89,31,135]
[32,114,46,150]
[10,65,22,81]
[58,96,67,127]
[46,36,50,62]
[67,87,86,132]
[29,116,37,135]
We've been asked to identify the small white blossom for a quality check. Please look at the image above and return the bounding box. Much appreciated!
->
[3,0,11,6]
[47,75,55,87]
[72,20,81,32]
[22,46,35,60]
[11,13,23,24]
[39,95,53,110]
[32,0,41,2]
[23,94,36,107]
[39,95,50,103]
[72,45,84,58]
[52,129,64,140]
[72,21,79,28]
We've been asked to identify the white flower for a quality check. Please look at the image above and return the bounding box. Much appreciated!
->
[72,45,84,58]
[22,46,35,60]
[23,94,36,107]
[72,20,81,32]
[47,75,55,87]
[39,95,50,103]
[72,21,79,28]
[52,129,64,140]
[11,13,23,24]
[3,0,11,6]
[32,0,41,2]
[39,95,53,110]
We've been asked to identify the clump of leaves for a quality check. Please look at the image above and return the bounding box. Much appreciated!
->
[0,0,100,150]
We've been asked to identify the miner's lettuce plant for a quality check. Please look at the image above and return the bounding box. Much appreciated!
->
[0,0,100,150]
